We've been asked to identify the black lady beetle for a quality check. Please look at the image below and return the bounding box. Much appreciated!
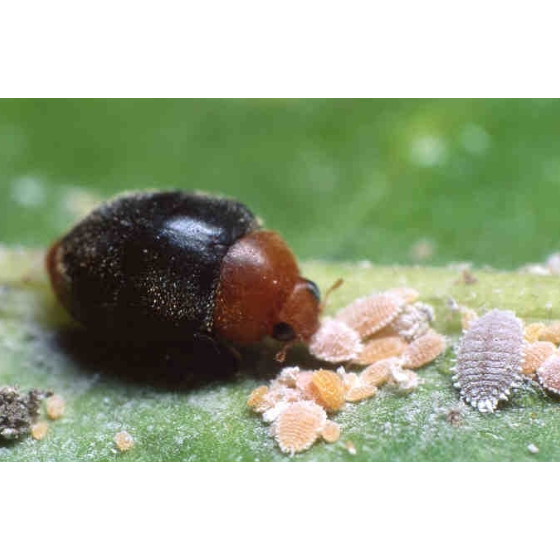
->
[47,191,321,353]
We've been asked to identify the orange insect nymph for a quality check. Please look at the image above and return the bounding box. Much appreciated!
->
[402,330,446,369]
[335,293,404,339]
[273,401,327,455]
[309,369,346,412]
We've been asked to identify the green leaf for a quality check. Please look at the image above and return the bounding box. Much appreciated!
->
[2,248,560,461]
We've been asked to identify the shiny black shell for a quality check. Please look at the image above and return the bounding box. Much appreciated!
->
[52,191,259,339]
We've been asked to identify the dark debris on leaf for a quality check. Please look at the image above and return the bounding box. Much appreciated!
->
[0,386,51,440]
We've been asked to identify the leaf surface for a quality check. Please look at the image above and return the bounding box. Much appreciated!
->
[2,248,560,461]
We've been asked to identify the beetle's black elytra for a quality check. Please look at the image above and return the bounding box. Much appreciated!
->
[48,191,321,350]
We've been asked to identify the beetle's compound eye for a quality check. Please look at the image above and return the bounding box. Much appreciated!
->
[305,279,321,303]
[272,322,296,342]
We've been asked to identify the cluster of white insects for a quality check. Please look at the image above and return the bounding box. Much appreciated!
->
[247,274,560,454]
[248,288,447,455]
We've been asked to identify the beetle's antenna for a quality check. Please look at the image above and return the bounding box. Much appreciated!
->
[320,278,344,314]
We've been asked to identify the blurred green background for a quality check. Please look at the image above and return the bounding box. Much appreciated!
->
[0,98,559,268]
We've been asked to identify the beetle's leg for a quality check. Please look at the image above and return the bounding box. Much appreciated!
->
[192,332,241,371]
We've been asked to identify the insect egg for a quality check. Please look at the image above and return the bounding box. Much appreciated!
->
[31,422,49,441]
[45,394,65,420]
[320,420,341,443]
[114,430,135,452]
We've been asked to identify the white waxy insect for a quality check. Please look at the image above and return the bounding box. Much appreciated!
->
[388,367,420,393]
[536,353,560,395]
[275,367,300,388]
[453,310,524,413]
[308,318,363,363]
[262,401,291,424]
[391,302,435,341]
[335,292,403,339]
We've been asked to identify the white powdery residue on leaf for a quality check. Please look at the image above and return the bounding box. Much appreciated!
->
[453,309,524,413]
[527,443,539,454]
[308,318,363,363]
